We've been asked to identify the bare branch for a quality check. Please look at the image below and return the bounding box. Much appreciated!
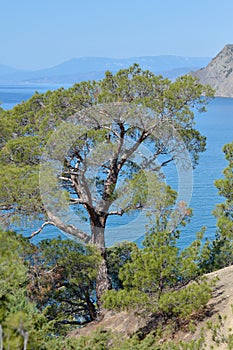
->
[59,176,72,182]
[161,157,174,167]
[107,203,143,216]
[71,173,93,209]
[103,126,121,139]
[116,122,126,157]
[47,211,91,243]
[141,148,163,168]
[100,122,126,209]
[107,210,124,216]
[69,198,88,205]
[28,212,91,243]
[29,221,56,238]
[42,265,61,275]
[118,130,148,170]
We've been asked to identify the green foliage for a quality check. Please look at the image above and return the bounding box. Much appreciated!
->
[0,81,97,222]
[0,165,41,220]
[106,241,136,289]
[0,230,32,319]
[97,66,214,165]
[0,67,218,347]
[0,230,102,347]
[205,312,233,349]
[110,333,206,350]
[157,282,211,318]
[0,65,213,238]
[39,329,207,350]
[27,237,102,333]
[103,227,211,325]
[0,229,55,349]
[200,142,233,271]
[215,142,233,231]
[1,229,232,350]
[38,319,233,350]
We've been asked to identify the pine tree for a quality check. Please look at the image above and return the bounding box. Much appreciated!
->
[0,65,214,305]
[208,142,233,269]
[103,217,211,326]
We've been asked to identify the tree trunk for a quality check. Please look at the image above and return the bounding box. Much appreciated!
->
[89,215,112,313]
[0,324,3,350]
[96,248,111,310]
[23,332,28,350]
[84,290,97,320]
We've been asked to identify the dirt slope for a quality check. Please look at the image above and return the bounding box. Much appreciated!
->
[71,265,233,349]
[177,265,233,349]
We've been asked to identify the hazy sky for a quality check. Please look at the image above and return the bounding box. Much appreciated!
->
[1,0,233,70]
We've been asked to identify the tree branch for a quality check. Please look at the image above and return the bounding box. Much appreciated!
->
[28,212,91,243]
[47,211,91,243]
[99,122,126,210]
[59,176,72,182]
[69,160,94,211]
[141,148,163,168]
[107,203,143,216]
[107,210,124,216]
[29,221,56,238]
[161,157,174,167]
[69,198,88,205]
[118,130,148,170]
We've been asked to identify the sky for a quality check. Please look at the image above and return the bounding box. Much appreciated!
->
[1,0,233,70]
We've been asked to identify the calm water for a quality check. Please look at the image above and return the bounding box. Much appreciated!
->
[179,98,233,247]
[0,84,233,248]
[0,84,72,110]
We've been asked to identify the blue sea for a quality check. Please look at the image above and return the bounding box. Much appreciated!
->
[0,84,233,248]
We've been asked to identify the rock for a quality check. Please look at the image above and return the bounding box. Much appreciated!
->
[190,44,233,97]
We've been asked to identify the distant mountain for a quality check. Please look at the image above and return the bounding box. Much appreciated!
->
[190,44,233,97]
[0,56,211,84]
[0,64,19,76]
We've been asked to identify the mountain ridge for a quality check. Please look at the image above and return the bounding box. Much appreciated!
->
[0,55,211,84]
[0,63,20,76]
[190,44,233,97]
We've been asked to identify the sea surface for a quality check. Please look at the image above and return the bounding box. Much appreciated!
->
[0,84,233,248]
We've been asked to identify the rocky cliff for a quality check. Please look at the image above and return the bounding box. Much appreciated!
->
[191,44,233,97]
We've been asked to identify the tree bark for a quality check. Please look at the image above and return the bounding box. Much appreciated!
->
[0,324,3,350]
[95,247,111,311]
[84,291,97,320]
[89,215,112,312]
[33,209,112,315]
[47,211,91,243]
